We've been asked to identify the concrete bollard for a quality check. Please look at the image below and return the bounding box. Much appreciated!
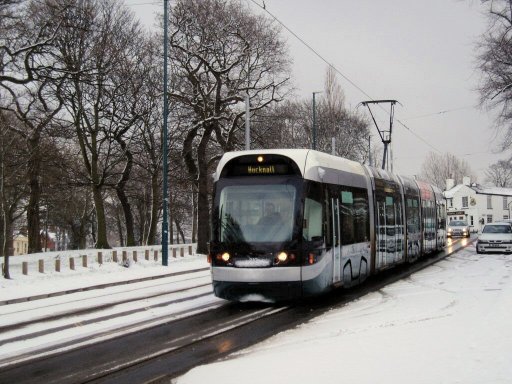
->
[70,257,75,270]
[180,247,184,257]
[133,250,137,262]
[82,255,87,268]
[55,259,61,272]
[22,261,28,275]
[98,251,103,264]
[145,249,149,261]
[172,248,177,258]
[188,245,193,255]
[154,250,158,261]
[112,250,118,262]
[39,259,44,273]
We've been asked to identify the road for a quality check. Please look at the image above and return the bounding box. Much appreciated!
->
[0,237,472,383]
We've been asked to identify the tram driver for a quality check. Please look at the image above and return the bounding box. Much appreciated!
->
[258,202,283,226]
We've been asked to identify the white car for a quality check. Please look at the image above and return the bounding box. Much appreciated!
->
[476,223,512,254]
[447,220,470,238]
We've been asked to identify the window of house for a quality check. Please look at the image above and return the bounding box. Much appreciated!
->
[487,215,493,223]
[487,195,492,209]
[504,196,508,209]
[504,215,509,220]
[447,198,453,208]
[462,196,468,208]
[470,216,474,226]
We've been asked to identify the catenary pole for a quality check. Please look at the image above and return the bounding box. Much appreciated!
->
[162,0,169,266]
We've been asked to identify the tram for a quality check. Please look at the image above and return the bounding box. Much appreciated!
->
[208,149,446,302]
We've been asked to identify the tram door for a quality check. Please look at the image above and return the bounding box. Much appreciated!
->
[331,198,341,283]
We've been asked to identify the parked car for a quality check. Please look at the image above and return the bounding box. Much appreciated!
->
[476,222,512,254]
[447,220,470,238]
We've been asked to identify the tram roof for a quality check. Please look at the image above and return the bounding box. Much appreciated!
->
[214,149,367,182]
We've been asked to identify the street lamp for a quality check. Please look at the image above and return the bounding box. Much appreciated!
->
[312,91,322,150]
[162,0,169,266]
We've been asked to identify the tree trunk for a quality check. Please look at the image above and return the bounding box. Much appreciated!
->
[116,188,135,246]
[2,218,13,278]
[27,135,41,254]
[196,157,210,254]
[174,217,185,244]
[116,209,124,246]
[114,140,136,246]
[145,172,159,245]
[91,184,110,249]
[191,184,197,243]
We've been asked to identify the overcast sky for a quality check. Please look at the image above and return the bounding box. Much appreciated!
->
[127,0,508,185]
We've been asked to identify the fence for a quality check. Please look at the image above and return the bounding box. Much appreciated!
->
[2,244,197,277]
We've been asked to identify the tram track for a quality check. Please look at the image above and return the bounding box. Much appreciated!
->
[0,276,212,334]
[0,270,217,367]
[0,237,474,384]
[0,267,210,306]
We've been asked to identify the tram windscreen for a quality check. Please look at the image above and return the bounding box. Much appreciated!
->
[218,184,296,243]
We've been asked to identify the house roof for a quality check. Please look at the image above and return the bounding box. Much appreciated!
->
[444,183,512,198]
[471,185,512,197]
[443,184,470,199]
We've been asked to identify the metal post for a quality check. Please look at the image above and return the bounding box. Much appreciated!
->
[312,92,317,150]
[162,0,169,266]
[368,136,372,167]
[245,93,250,150]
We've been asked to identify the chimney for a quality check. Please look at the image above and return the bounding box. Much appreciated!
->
[446,179,455,191]
[463,176,470,186]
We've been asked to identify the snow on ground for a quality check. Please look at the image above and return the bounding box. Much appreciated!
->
[0,247,216,366]
[176,244,512,384]
[2,243,512,383]
[1,245,206,300]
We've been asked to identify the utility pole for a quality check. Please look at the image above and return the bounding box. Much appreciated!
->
[312,91,322,150]
[245,50,250,150]
[162,0,169,266]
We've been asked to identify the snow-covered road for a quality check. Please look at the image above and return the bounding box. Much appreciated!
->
[2,243,512,384]
[177,244,512,384]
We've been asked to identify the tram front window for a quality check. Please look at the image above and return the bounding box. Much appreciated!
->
[219,184,296,243]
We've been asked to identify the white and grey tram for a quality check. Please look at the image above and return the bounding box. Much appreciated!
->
[209,149,446,301]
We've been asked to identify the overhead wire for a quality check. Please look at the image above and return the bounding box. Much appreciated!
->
[246,0,461,155]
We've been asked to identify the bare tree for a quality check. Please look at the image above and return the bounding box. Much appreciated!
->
[1,0,68,253]
[46,0,145,249]
[0,75,66,253]
[476,0,512,149]
[486,159,512,186]
[0,111,27,278]
[168,0,291,253]
[419,152,476,190]
[251,67,370,163]
[0,0,64,86]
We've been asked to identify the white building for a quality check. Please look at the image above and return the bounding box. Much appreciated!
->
[443,177,512,232]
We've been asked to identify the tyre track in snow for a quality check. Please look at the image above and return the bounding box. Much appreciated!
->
[0,238,474,383]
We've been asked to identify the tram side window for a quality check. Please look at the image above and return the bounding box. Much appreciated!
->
[437,203,446,229]
[340,190,355,245]
[340,188,369,245]
[407,198,420,232]
[353,190,369,242]
[304,183,324,242]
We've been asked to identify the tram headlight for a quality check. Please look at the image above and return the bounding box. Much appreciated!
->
[215,252,231,263]
[273,251,297,265]
[277,251,288,262]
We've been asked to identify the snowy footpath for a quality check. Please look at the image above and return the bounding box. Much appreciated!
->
[176,243,512,384]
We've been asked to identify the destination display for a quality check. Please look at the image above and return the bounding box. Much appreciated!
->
[230,163,291,176]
